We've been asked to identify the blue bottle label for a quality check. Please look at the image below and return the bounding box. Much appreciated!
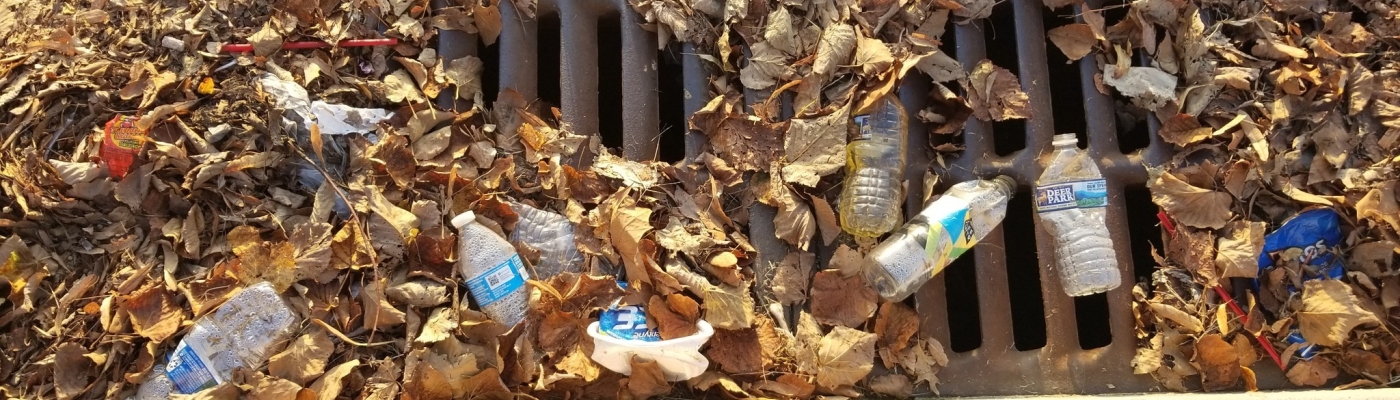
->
[1034,179,1108,213]
[165,341,218,393]
[465,254,529,307]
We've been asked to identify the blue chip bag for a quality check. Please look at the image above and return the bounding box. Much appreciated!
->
[598,304,661,342]
[1256,208,1345,282]
[1255,208,1346,360]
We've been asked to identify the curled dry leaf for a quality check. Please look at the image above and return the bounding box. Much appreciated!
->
[54,342,93,400]
[782,106,850,187]
[965,60,1031,121]
[809,270,878,328]
[1297,279,1380,347]
[268,328,334,386]
[1148,168,1233,229]
[120,283,186,343]
[647,293,700,340]
[1214,220,1266,279]
[624,355,672,399]
[1047,24,1097,61]
[815,326,877,389]
[1194,334,1241,391]
[1286,358,1338,387]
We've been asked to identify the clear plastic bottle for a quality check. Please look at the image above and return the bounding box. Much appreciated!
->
[862,176,1016,301]
[510,201,583,279]
[134,282,297,398]
[1036,134,1120,296]
[453,210,531,328]
[839,95,908,238]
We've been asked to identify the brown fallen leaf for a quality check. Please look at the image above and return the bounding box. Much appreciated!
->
[771,251,814,305]
[964,59,1032,121]
[868,373,914,398]
[1148,168,1234,229]
[809,270,878,328]
[623,355,672,399]
[1148,302,1203,333]
[54,342,93,400]
[1047,24,1097,61]
[611,204,654,285]
[361,279,407,331]
[1214,220,1265,279]
[1286,358,1338,387]
[704,327,763,374]
[1157,113,1215,147]
[309,359,360,400]
[268,327,334,386]
[1194,334,1241,391]
[703,280,755,329]
[781,106,850,187]
[648,293,700,340]
[1298,279,1380,347]
[815,326,877,389]
[1357,180,1400,233]
[875,301,920,356]
[121,283,186,343]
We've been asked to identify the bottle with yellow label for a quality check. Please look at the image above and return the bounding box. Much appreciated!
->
[861,176,1016,301]
[839,95,908,238]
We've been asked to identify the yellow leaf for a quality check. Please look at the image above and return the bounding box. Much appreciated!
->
[1298,279,1380,347]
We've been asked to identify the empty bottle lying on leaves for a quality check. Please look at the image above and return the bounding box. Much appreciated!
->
[862,176,1016,301]
[839,94,908,238]
[510,201,583,279]
[453,210,531,329]
[135,282,297,398]
[1036,134,1119,297]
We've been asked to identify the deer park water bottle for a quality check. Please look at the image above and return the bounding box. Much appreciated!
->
[1035,134,1120,296]
[453,211,531,328]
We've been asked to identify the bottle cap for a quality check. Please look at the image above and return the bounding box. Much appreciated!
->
[990,175,1017,193]
[450,211,476,229]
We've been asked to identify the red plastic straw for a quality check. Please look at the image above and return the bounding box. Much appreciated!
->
[221,38,398,53]
[1213,284,1285,370]
[1157,210,1177,236]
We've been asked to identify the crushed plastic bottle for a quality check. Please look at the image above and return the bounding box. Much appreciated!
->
[453,210,531,329]
[134,282,297,398]
[510,201,583,279]
[839,95,908,238]
[862,176,1016,301]
[1036,134,1120,297]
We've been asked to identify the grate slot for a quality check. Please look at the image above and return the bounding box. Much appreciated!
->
[1123,187,1163,282]
[1074,293,1113,349]
[984,0,1026,157]
[536,14,563,113]
[656,44,687,162]
[1043,6,1089,147]
[1004,189,1048,351]
[596,12,624,150]
[944,246,983,352]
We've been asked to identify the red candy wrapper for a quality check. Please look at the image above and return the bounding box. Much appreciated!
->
[101,115,147,179]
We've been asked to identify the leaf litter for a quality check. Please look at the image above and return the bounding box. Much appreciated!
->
[8,0,1400,398]
[1126,0,1400,394]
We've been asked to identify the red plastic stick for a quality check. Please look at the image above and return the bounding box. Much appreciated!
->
[1212,284,1285,370]
[1157,210,1177,236]
[221,38,398,53]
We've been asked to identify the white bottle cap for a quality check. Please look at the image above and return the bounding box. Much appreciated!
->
[450,211,476,229]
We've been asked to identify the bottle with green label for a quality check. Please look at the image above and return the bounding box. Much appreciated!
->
[861,176,1016,301]
[1035,134,1119,296]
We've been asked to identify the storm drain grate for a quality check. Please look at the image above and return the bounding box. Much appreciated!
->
[437,0,1284,395]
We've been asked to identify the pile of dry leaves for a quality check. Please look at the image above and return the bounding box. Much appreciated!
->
[1100,0,1400,393]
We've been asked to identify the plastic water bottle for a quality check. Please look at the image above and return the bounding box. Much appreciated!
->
[134,282,297,398]
[510,201,583,279]
[839,95,908,238]
[1036,133,1120,296]
[453,210,531,328]
[861,176,1016,301]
